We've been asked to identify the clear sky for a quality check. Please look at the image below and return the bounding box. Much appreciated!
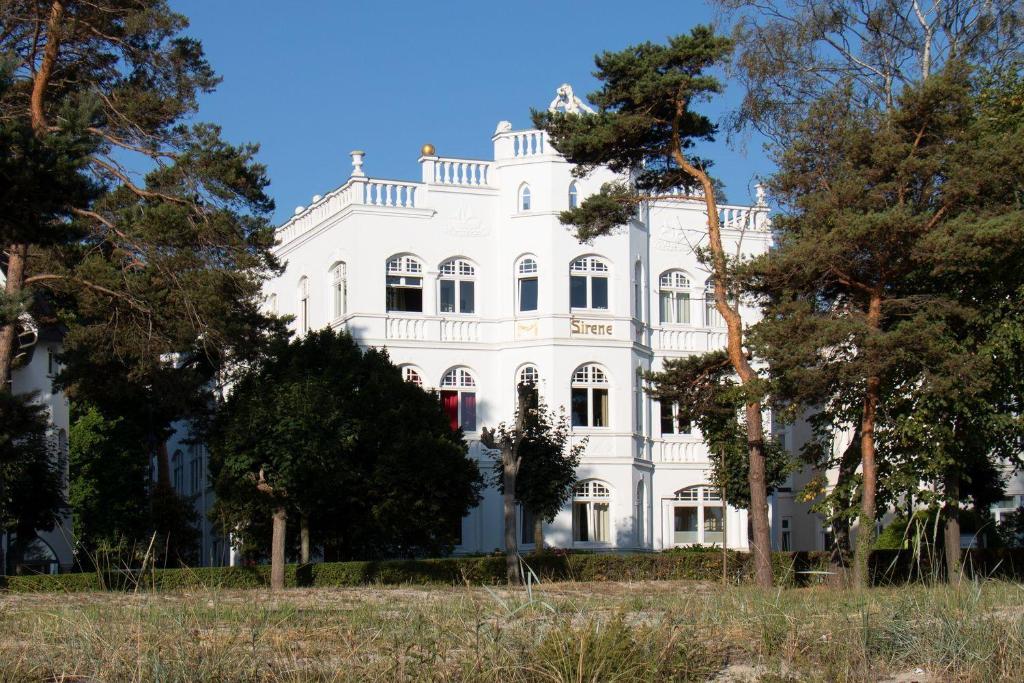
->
[172,0,773,225]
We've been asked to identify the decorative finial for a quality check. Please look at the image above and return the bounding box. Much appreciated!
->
[294,206,305,215]
[350,150,365,178]
[420,143,436,157]
[494,120,513,135]
[312,194,322,203]
[548,84,594,115]
[755,183,767,206]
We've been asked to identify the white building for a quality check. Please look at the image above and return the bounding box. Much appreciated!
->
[263,91,775,554]
[2,278,73,574]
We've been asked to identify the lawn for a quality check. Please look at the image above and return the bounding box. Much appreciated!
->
[1,579,1022,682]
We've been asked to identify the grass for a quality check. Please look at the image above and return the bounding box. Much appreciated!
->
[0,579,1022,681]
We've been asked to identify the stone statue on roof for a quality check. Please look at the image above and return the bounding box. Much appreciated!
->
[548,83,595,115]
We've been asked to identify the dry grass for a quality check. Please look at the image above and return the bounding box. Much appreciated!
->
[1,579,1022,681]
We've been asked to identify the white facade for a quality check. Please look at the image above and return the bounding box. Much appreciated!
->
[3,299,73,573]
[266,108,773,553]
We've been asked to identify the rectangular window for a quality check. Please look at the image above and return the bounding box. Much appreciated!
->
[461,392,477,431]
[674,507,698,544]
[570,276,587,308]
[519,277,538,312]
[659,292,672,323]
[571,388,588,427]
[441,390,459,431]
[387,277,423,312]
[459,281,475,314]
[592,388,609,427]
[676,293,690,323]
[593,503,609,542]
[704,507,724,545]
[660,401,674,434]
[521,506,535,545]
[591,277,608,309]
[573,502,589,541]
[333,281,346,318]
[439,280,455,313]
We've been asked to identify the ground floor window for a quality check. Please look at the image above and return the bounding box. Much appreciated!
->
[520,505,536,545]
[781,517,792,551]
[573,480,611,543]
[440,368,477,431]
[671,485,724,546]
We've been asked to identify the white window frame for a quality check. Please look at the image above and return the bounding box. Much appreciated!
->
[401,366,423,386]
[516,256,539,313]
[704,277,724,327]
[297,276,309,334]
[659,271,692,325]
[568,181,579,209]
[571,364,610,429]
[572,480,612,544]
[569,257,610,311]
[438,258,476,315]
[330,263,347,320]
[440,367,478,432]
[386,255,424,313]
[659,400,692,436]
[668,485,724,547]
[519,184,532,212]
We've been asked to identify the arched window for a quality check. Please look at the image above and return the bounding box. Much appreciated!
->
[704,277,723,327]
[671,485,724,546]
[634,368,644,433]
[439,258,476,315]
[635,480,646,546]
[568,181,579,209]
[517,256,539,312]
[401,366,423,386]
[659,271,691,324]
[267,293,278,315]
[517,364,540,408]
[573,480,611,543]
[571,364,609,428]
[519,184,532,211]
[386,255,423,313]
[569,257,609,310]
[297,277,309,334]
[330,263,347,319]
[440,367,477,431]
[660,400,692,436]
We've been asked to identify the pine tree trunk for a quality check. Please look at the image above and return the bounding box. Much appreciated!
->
[270,506,287,591]
[0,244,29,390]
[503,460,519,585]
[944,473,961,582]
[853,292,883,589]
[300,514,310,564]
[671,138,773,588]
[533,515,544,551]
[745,403,773,588]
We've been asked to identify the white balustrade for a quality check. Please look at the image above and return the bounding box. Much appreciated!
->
[511,131,545,157]
[363,179,418,208]
[656,440,704,463]
[386,316,428,341]
[440,319,480,343]
[434,158,492,187]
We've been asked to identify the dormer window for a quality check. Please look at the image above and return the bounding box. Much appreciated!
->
[519,184,532,212]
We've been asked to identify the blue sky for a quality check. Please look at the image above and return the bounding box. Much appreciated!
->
[173,0,773,225]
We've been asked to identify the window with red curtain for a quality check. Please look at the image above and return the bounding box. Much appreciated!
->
[441,391,459,431]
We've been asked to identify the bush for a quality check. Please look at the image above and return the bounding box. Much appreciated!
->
[1,550,837,593]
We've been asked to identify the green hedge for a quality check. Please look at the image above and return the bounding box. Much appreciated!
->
[6,549,1022,593]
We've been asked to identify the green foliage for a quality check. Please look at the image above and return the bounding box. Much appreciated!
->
[490,386,585,524]
[209,328,483,561]
[532,26,733,242]
[0,392,66,558]
[647,352,794,508]
[68,404,151,564]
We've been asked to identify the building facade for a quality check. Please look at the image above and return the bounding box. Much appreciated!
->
[264,98,775,554]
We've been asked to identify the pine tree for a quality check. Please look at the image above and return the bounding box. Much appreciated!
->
[532,27,776,587]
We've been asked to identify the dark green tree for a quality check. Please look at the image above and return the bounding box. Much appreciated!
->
[746,65,1024,585]
[0,392,66,573]
[209,329,483,590]
[489,385,585,553]
[532,27,776,587]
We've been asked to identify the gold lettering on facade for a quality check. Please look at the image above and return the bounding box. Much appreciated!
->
[570,318,613,336]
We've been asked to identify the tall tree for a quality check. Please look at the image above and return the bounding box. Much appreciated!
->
[533,27,776,587]
[0,0,280,394]
[209,329,483,589]
[747,65,1024,586]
